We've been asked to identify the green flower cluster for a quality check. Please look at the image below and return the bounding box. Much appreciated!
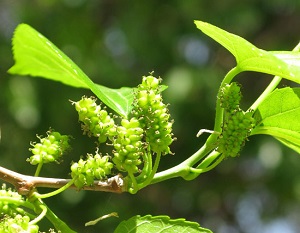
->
[71,153,113,189]
[0,187,23,217]
[71,75,175,189]
[218,82,254,157]
[74,97,116,143]
[0,214,39,233]
[0,186,39,233]
[219,82,241,111]
[132,75,174,154]
[112,118,145,173]
[28,131,70,165]
[218,110,254,157]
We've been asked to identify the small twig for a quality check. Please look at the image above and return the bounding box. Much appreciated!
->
[0,165,125,195]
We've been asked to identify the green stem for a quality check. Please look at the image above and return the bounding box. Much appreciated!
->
[34,179,74,199]
[189,153,225,174]
[151,141,214,184]
[34,162,43,177]
[128,171,138,194]
[136,149,152,183]
[0,196,35,210]
[30,192,76,233]
[139,152,161,189]
[29,204,47,225]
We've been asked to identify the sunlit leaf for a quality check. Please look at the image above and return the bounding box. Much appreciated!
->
[194,20,300,83]
[252,87,300,153]
[8,23,134,117]
[114,215,212,233]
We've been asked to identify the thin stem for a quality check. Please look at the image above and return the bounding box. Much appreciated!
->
[30,196,76,233]
[29,204,47,225]
[196,150,221,169]
[0,196,35,210]
[189,153,225,174]
[34,179,74,199]
[128,171,138,194]
[249,76,282,112]
[151,142,214,184]
[34,162,43,177]
[139,152,161,189]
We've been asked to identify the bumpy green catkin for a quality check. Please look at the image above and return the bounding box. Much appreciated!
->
[218,110,254,157]
[28,131,70,165]
[73,97,116,143]
[219,82,242,111]
[112,118,145,173]
[132,75,174,155]
[70,152,113,189]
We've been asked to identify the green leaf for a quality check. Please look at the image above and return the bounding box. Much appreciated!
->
[194,20,300,83]
[252,87,300,153]
[8,23,134,117]
[114,215,212,233]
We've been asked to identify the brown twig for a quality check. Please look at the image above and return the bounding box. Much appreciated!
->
[0,165,125,195]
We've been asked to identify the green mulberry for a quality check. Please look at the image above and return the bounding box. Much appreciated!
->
[73,97,116,143]
[219,82,242,111]
[71,152,113,189]
[218,110,254,157]
[132,75,174,155]
[112,118,145,173]
[28,130,70,165]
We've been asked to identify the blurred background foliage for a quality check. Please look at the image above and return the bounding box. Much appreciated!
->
[1,0,300,232]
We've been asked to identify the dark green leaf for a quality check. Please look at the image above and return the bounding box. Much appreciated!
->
[114,215,213,233]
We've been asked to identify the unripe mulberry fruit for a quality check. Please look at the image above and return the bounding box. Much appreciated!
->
[219,82,242,111]
[112,118,145,173]
[71,153,113,189]
[28,130,70,165]
[218,110,254,157]
[132,75,175,155]
[73,97,116,143]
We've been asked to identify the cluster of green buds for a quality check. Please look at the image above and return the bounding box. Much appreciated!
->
[132,75,174,155]
[0,185,39,232]
[112,118,145,174]
[71,152,113,189]
[218,82,255,157]
[219,82,242,111]
[0,214,39,233]
[73,97,116,143]
[70,75,175,190]
[0,186,24,217]
[28,131,70,165]
[218,110,254,157]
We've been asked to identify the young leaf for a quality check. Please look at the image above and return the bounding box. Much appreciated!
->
[8,23,133,117]
[194,21,300,83]
[114,215,212,233]
[252,87,300,153]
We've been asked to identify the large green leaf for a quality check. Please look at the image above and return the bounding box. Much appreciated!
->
[194,21,300,83]
[8,23,133,117]
[252,87,300,153]
[114,215,212,233]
